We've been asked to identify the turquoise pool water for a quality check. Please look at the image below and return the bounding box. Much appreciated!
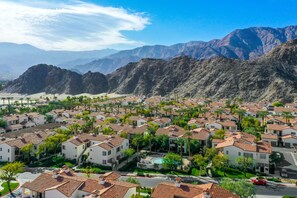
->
[153,157,163,164]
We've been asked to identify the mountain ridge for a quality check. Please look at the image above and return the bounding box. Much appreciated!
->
[4,39,297,102]
[75,25,297,74]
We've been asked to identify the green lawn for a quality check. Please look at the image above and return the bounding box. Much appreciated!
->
[0,182,19,196]
[214,168,255,179]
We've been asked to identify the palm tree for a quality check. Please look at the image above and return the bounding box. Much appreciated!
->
[176,138,184,157]
[20,98,24,106]
[1,97,5,105]
[26,97,30,107]
[132,135,143,160]
[282,111,293,125]
[214,108,224,119]
[144,133,153,152]
[235,109,246,130]
[258,111,268,126]
[185,131,192,157]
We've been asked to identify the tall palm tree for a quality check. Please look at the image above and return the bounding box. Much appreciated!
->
[1,97,5,105]
[185,131,192,157]
[144,133,153,152]
[282,111,293,125]
[258,111,268,126]
[176,138,184,157]
[132,135,143,160]
[20,98,24,106]
[214,108,224,119]
[235,109,246,129]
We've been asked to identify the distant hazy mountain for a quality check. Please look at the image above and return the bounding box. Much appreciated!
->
[75,25,297,74]
[5,39,297,102]
[0,42,117,78]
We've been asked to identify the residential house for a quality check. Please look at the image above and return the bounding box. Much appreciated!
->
[216,132,272,174]
[0,131,54,162]
[152,179,238,198]
[22,168,138,198]
[62,134,129,166]
[89,136,129,167]
[151,117,171,128]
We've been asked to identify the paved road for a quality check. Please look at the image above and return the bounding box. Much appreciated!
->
[5,172,297,198]
[256,183,297,198]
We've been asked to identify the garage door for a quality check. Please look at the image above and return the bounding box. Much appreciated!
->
[284,143,291,148]
[271,141,277,147]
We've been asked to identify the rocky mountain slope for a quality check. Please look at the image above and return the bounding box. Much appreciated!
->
[4,40,297,102]
[75,25,297,74]
[3,65,108,95]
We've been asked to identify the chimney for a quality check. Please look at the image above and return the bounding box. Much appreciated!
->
[99,178,105,185]
[52,170,59,179]
[202,190,212,198]
[62,165,70,173]
[175,177,182,188]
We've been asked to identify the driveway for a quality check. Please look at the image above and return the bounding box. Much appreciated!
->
[272,147,297,178]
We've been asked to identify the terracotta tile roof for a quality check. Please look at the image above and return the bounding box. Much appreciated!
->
[267,124,290,131]
[216,135,272,154]
[212,139,225,143]
[282,135,297,140]
[97,142,114,151]
[3,131,53,148]
[187,128,210,141]
[99,172,121,181]
[100,181,139,198]
[152,182,238,198]
[262,133,278,140]
[22,172,84,196]
[156,125,186,137]
[79,179,112,193]
[218,121,237,127]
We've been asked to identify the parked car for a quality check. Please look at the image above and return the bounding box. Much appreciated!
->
[251,178,267,185]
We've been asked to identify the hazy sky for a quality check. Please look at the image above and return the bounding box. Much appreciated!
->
[0,0,297,51]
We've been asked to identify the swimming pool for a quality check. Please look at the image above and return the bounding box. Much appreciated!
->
[153,157,163,164]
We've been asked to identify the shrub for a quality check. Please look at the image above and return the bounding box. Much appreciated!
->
[191,168,200,176]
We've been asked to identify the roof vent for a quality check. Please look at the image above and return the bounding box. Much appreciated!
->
[175,177,182,188]
[99,178,105,185]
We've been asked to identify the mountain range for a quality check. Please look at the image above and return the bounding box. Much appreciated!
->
[4,39,297,102]
[73,25,297,74]
[0,43,117,79]
[2,25,297,79]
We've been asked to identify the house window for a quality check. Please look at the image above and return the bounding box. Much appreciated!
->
[126,143,129,146]
[8,157,9,161]
[260,154,266,159]
[103,151,107,156]
[121,145,123,149]
[108,150,111,155]
[62,145,65,150]
[238,152,241,156]
[291,132,296,135]
[0,156,2,160]
[74,147,77,149]
[102,160,107,164]
[0,148,2,151]
[244,153,253,158]
[90,149,92,152]
[226,150,229,155]
[7,149,9,153]
[116,147,120,152]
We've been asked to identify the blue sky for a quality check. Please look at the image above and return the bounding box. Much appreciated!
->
[0,0,296,50]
